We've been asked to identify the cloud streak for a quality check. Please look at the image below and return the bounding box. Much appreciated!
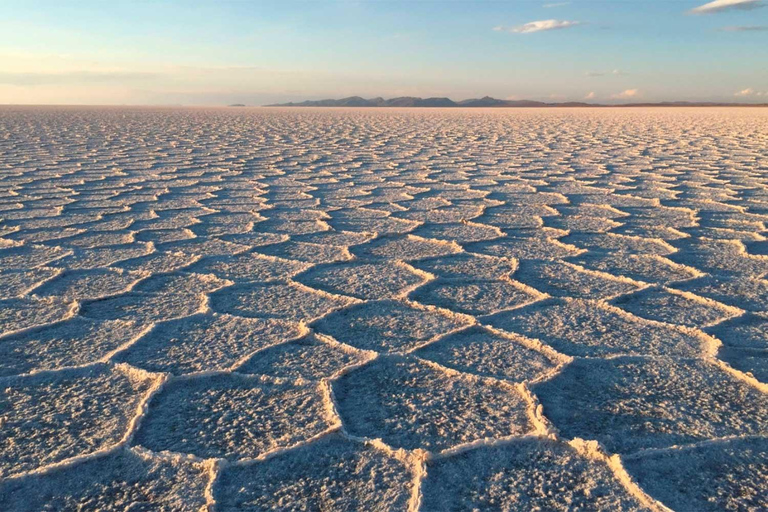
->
[495,19,581,34]
[611,88,639,99]
[720,25,768,31]
[689,0,763,14]
[0,70,159,86]
[586,69,629,77]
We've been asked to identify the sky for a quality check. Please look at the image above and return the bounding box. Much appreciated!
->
[1,0,767,105]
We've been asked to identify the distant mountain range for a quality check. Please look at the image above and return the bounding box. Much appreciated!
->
[264,95,767,108]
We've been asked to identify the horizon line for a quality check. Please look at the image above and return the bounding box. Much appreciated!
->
[2,102,768,108]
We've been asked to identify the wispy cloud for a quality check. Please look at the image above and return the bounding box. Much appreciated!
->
[585,69,629,77]
[735,88,766,96]
[585,91,596,100]
[495,19,581,34]
[543,2,571,7]
[689,0,764,14]
[720,25,768,31]
[611,88,639,99]
[0,70,159,86]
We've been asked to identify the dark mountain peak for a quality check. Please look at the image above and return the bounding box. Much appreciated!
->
[458,96,512,107]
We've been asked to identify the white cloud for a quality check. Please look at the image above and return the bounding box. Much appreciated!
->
[496,19,581,34]
[585,92,596,100]
[689,0,763,14]
[543,2,571,7]
[611,88,639,99]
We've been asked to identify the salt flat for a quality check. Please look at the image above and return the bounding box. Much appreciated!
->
[0,106,766,511]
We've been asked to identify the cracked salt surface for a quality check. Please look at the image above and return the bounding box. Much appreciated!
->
[1,106,767,510]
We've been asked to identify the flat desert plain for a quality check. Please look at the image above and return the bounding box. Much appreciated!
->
[0,106,766,511]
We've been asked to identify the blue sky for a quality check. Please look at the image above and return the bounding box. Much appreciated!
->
[1,0,767,104]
